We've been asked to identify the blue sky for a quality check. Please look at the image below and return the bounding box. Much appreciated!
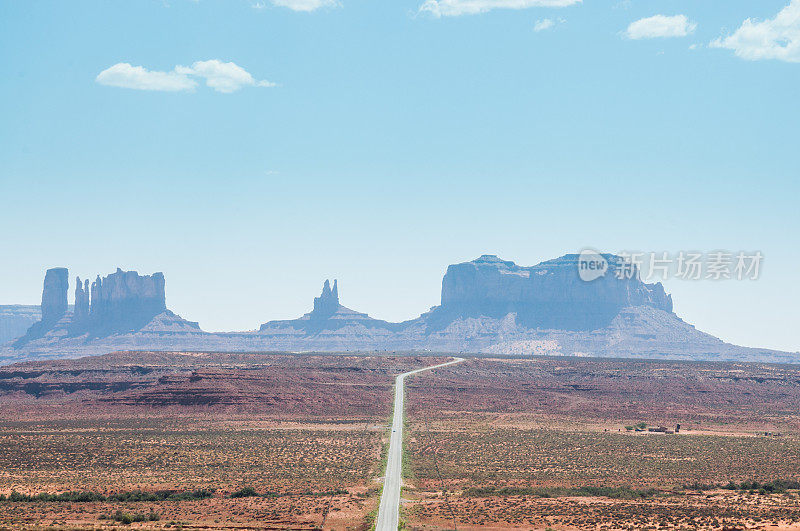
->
[1,0,798,351]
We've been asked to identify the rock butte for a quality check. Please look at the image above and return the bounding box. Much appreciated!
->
[13,268,196,349]
[1,254,796,364]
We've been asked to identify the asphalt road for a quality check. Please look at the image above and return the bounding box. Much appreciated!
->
[375,357,465,531]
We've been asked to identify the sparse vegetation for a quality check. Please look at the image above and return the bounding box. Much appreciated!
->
[0,354,416,528]
[403,357,800,530]
[0,489,212,503]
[684,479,800,493]
[100,510,161,524]
[229,486,259,498]
[3,354,800,529]
[463,485,660,499]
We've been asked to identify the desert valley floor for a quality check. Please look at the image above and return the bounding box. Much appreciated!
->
[1,352,800,530]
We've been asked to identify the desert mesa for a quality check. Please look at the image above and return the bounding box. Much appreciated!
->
[1,253,795,364]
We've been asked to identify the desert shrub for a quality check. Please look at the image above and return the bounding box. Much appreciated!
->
[106,510,156,524]
[43,491,104,502]
[113,510,133,524]
[0,488,213,503]
[230,486,259,498]
[108,488,213,502]
[228,486,346,499]
[175,488,214,500]
[685,479,800,494]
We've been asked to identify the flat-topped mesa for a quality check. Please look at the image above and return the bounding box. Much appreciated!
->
[436,254,673,331]
[89,268,167,334]
[311,279,340,319]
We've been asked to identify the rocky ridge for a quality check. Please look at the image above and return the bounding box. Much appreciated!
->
[2,254,796,364]
[11,268,198,350]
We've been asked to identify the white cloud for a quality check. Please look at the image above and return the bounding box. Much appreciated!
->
[96,60,275,93]
[95,63,198,92]
[270,0,338,12]
[418,0,580,18]
[534,18,555,31]
[624,14,697,39]
[177,60,276,93]
[710,0,800,62]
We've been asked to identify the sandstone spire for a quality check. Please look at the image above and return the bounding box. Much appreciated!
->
[12,267,69,346]
[41,268,68,324]
[312,279,340,318]
[74,276,90,322]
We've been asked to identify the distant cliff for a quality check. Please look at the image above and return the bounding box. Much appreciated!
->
[0,306,41,345]
[430,254,672,331]
[260,279,395,335]
[41,268,69,324]
[84,268,167,334]
[13,267,194,348]
[13,268,69,344]
[3,254,796,365]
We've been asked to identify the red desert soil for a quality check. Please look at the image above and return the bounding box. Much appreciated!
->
[403,357,800,530]
[3,353,800,529]
[0,351,448,529]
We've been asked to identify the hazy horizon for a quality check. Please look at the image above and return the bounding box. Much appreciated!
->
[2,0,798,352]
[3,251,797,353]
